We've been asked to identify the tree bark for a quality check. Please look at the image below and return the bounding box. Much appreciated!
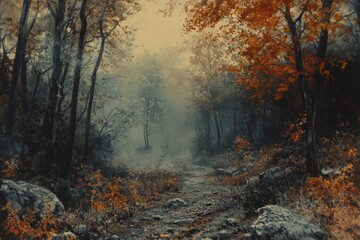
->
[84,20,106,162]
[43,0,66,169]
[213,106,221,151]
[5,0,32,135]
[63,0,87,178]
[20,44,29,115]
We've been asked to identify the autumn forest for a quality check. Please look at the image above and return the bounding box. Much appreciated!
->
[0,0,360,239]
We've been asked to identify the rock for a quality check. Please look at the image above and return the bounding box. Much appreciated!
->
[140,214,162,221]
[51,232,77,240]
[243,167,303,213]
[152,214,162,221]
[0,179,65,217]
[73,224,88,235]
[219,229,230,236]
[140,216,153,221]
[232,164,254,176]
[173,218,193,225]
[224,218,238,226]
[321,166,341,177]
[108,235,121,240]
[165,198,187,208]
[215,164,254,177]
[214,168,234,177]
[251,205,327,240]
[241,233,252,240]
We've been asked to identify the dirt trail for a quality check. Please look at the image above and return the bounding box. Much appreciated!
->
[119,163,248,239]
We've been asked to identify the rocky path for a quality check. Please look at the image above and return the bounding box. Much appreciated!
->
[118,164,249,239]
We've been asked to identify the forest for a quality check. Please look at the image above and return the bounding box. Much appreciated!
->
[0,0,359,239]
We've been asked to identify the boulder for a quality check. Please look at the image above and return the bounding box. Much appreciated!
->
[214,164,254,178]
[251,205,327,240]
[165,198,187,208]
[108,235,121,240]
[0,179,65,217]
[243,167,303,213]
[51,232,77,240]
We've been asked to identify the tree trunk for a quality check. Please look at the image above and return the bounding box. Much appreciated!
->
[5,0,32,135]
[63,0,87,178]
[20,44,29,114]
[308,0,333,176]
[43,0,66,169]
[213,107,221,151]
[84,22,106,162]
[283,2,335,176]
[233,108,237,141]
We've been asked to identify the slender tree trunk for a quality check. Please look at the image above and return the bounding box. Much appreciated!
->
[213,106,221,151]
[233,108,237,140]
[284,0,333,176]
[20,45,29,114]
[5,0,32,135]
[43,0,66,170]
[84,23,106,162]
[204,111,211,152]
[284,5,317,175]
[63,0,87,178]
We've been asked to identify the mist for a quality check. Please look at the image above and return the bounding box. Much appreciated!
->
[103,48,194,170]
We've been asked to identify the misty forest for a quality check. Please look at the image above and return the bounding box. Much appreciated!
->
[1,0,360,239]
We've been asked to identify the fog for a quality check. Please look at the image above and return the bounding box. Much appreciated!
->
[105,48,195,170]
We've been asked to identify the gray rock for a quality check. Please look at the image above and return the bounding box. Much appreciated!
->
[108,235,121,240]
[219,229,229,236]
[251,205,327,240]
[0,179,65,218]
[241,233,252,240]
[51,232,77,240]
[173,218,193,225]
[224,218,238,226]
[152,214,162,221]
[73,224,88,235]
[321,166,341,177]
[165,198,187,208]
[214,168,234,177]
[215,164,254,177]
[243,167,303,213]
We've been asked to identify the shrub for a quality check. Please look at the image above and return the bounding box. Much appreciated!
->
[302,164,360,239]
[0,156,20,179]
[234,136,251,154]
[0,200,60,239]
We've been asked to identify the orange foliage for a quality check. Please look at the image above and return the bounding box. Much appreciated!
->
[304,164,360,239]
[0,156,20,179]
[0,200,59,239]
[234,136,251,153]
[283,113,306,143]
[76,165,179,212]
[184,0,352,101]
[77,167,128,212]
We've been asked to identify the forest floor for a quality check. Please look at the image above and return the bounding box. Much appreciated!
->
[114,162,250,239]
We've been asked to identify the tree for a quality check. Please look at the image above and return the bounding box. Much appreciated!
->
[184,0,352,175]
[43,0,66,169]
[4,0,32,135]
[84,0,139,162]
[64,0,88,178]
[140,71,164,150]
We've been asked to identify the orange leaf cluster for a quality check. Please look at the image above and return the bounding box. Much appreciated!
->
[0,156,20,179]
[283,113,307,143]
[77,168,128,212]
[304,164,360,239]
[185,0,352,101]
[234,136,251,154]
[0,200,59,239]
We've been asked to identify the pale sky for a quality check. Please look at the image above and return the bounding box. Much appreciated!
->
[128,0,188,57]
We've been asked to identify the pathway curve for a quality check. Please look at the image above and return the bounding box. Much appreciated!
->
[119,163,249,239]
